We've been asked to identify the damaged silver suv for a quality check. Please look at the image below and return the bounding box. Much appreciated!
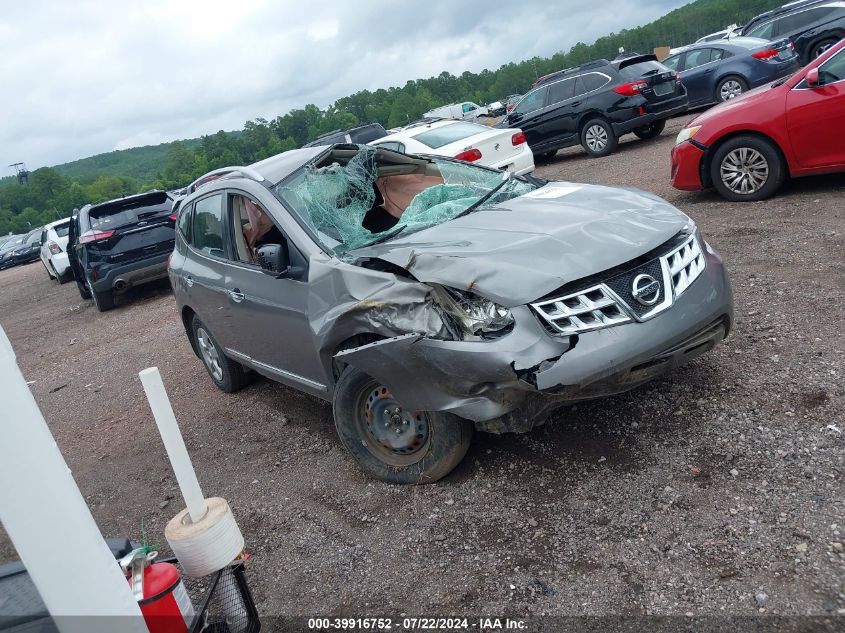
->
[169,144,733,483]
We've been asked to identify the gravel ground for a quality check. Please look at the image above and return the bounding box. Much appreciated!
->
[1,115,843,626]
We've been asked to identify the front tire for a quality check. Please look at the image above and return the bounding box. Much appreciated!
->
[633,119,666,140]
[191,316,250,393]
[716,75,748,102]
[332,367,473,484]
[581,118,618,157]
[710,135,785,202]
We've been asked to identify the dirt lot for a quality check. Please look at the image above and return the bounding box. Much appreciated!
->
[1,115,844,624]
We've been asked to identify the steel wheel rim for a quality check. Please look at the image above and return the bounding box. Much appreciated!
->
[814,42,834,57]
[585,125,608,151]
[720,147,770,194]
[720,80,743,101]
[356,383,430,467]
[196,327,223,381]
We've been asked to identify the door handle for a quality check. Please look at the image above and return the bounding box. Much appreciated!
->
[228,288,245,303]
[570,101,582,107]
[184,275,194,288]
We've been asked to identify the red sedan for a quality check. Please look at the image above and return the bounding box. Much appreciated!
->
[671,39,845,201]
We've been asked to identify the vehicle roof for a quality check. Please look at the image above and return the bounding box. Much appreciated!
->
[44,217,71,229]
[372,119,474,143]
[250,146,326,183]
[88,190,171,211]
[668,36,770,55]
[744,0,836,30]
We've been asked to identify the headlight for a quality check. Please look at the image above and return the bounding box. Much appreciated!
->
[430,285,514,337]
[675,125,702,146]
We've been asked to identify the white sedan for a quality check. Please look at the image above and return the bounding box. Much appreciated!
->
[370,119,535,175]
[39,217,72,283]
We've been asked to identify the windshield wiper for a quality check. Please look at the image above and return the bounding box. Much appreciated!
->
[453,174,514,220]
[356,224,407,249]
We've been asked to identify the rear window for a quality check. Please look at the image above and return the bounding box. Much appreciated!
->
[53,222,70,238]
[87,192,172,230]
[350,125,388,143]
[618,60,670,80]
[412,122,486,149]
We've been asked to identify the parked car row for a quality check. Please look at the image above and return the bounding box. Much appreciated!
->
[0,229,43,270]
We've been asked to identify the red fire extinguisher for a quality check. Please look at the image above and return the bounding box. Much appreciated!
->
[121,547,195,633]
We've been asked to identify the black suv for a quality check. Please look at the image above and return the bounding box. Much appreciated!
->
[503,56,688,159]
[67,190,175,311]
[302,123,388,148]
[742,0,845,63]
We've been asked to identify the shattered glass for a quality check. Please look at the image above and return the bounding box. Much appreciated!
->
[275,147,539,254]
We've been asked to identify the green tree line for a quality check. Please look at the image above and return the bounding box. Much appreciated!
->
[0,0,783,236]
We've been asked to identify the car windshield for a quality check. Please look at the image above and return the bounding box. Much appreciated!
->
[273,146,540,256]
[412,122,487,149]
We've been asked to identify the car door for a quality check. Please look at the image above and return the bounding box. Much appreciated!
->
[179,192,235,348]
[39,228,49,268]
[66,208,85,282]
[220,191,326,391]
[786,47,845,169]
[541,76,579,145]
[679,48,723,104]
[507,86,550,150]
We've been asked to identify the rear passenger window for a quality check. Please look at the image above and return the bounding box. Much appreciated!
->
[662,56,680,71]
[685,48,718,69]
[547,78,576,104]
[192,194,225,257]
[514,87,547,115]
[580,73,610,92]
[747,21,774,39]
[177,203,192,241]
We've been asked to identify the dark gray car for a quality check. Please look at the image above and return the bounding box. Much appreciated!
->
[169,145,734,483]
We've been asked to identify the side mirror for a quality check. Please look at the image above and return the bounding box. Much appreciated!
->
[256,243,289,276]
[806,67,820,88]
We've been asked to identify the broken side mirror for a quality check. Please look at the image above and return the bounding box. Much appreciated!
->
[805,67,820,88]
[256,243,289,277]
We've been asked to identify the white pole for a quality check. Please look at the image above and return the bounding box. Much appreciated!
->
[138,367,207,523]
[0,325,149,633]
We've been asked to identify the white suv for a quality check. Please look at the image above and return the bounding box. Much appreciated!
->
[39,218,72,283]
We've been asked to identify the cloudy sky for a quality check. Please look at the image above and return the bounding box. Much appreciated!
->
[0,0,685,171]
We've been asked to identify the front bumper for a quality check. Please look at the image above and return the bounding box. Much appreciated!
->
[89,252,170,293]
[338,245,733,432]
[671,141,707,191]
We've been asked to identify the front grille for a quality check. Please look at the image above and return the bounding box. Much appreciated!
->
[531,232,706,336]
[531,284,631,335]
[665,234,705,297]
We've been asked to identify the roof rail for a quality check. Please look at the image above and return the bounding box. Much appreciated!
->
[577,59,611,71]
[187,166,266,194]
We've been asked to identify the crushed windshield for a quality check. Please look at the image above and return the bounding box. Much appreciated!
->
[274,146,539,254]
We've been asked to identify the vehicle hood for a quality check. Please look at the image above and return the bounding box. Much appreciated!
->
[351,182,690,306]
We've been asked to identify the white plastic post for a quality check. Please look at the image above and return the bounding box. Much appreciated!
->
[0,326,149,633]
[138,367,207,523]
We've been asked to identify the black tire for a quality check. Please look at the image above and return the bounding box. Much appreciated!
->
[332,366,473,484]
[190,316,250,393]
[57,269,71,285]
[539,150,557,160]
[810,38,838,60]
[632,119,666,140]
[43,261,56,280]
[716,75,748,103]
[89,279,115,312]
[710,135,785,202]
[580,118,618,157]
[76,279,92,300]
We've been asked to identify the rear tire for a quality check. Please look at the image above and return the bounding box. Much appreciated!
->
[810,38,838,60]
[710,135,785,202]
[191,316,250,393]
[581,118,618,157]
[76,279,92,300]
[332,366,473,484]
[633,119,666,140]
[89,280,115,312]
[716,75,748,102]
[57,269,70,285]
[43,261,56,280]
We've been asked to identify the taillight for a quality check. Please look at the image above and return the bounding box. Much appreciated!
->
[78,229,115,244]
[506,103,515,112]
[613,80,649,96]
[752,48,779,60]
[168,213,177,221]
[454,148,483,162]
[48,241,62,255]
[511,131,526,146]
[675,72,681,82]
[788,41,795,50]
